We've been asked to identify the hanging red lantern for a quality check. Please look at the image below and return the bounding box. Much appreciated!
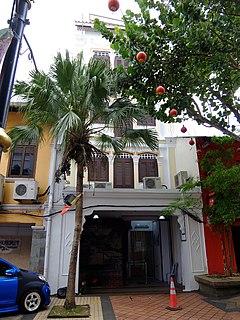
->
[189,138,195,146]
[108,0,119,11]
[181,125,187,133]
[136,51,147,63]
[156,86,165,95]
[169,109,178,117]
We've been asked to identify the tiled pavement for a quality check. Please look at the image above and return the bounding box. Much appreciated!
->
[2,292,240,320]
[110,293,240,320]
[29,292,240,320]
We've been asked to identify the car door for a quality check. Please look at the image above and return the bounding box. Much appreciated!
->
[0,260,18,309]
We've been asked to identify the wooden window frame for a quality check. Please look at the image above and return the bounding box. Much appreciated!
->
[114,153,134,188]
[114,55,129,69]
[138,154,158,182]
[7,145,38,178]
[88,154,109,182]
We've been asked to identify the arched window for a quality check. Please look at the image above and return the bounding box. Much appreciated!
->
[114,152,134,188]
[93,50,110,67]
[114,53,129,69]
[88,153,109,182]
[139,153,158,182]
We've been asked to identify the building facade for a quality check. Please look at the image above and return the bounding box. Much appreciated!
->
[0,16,209,295]
[0,106,51,274]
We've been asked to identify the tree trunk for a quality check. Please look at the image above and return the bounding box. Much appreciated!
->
[64,163,84,309]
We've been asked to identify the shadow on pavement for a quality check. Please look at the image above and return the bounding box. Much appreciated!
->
[205,294,240,312]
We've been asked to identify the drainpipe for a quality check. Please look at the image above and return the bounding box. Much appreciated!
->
[44,140,58,279]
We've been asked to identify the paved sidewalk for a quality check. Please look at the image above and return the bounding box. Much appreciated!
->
[2,292,240,320]
[110,293,240,320]
[30,292,240,320]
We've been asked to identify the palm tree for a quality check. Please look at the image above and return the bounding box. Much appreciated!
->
[9,50,159,309]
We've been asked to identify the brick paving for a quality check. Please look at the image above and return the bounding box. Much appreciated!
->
[2,292,240,320]
[110,293,240,320]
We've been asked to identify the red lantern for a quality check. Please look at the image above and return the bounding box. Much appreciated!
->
[108,0,119,11]
[181,125,187,133]
[237,147,240,153]
[136,51,147,63]
[156,86,165,95]
[169,109,177,117]
[189,138,195,146]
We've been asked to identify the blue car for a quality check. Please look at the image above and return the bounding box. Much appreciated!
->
[0,257,50,314]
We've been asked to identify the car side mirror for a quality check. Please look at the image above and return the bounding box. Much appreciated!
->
[5,268,18,276]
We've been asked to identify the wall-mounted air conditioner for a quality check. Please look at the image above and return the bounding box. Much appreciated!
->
[83,183,93,189]
[94,182,112,189]
[174,171,188,188]
[0,174,5,202]
[13,180,39,200]
[143,177,162,189]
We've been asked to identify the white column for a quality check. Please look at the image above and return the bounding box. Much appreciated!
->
[133,155,139,188]
[176,210,208,291]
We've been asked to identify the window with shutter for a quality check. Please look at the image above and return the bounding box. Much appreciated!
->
[8,144,38,178]
[114,153,134,188]
[139,153,158,182]
[114,54,129,69]
[93,51,110,67]
[88,153,109,181]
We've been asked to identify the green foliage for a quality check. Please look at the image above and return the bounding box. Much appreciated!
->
[203,162,240,226]
[161,179,202,218]
[162,137,240,275]
[11,50,158,177]
[94,0,240,140]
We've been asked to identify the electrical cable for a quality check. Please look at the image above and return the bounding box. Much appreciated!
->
[0,204,205,224]
[23,34,38,72]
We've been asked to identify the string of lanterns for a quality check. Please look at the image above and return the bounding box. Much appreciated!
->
[108,0,195,146]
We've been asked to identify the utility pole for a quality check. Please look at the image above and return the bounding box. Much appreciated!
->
[0,0,32,152]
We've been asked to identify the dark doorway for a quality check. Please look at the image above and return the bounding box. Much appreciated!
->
[79,217,131,289]
[128,230,154,284]
[232,226,240,272]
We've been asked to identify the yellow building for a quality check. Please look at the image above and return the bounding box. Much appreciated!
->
[0,105,51,272]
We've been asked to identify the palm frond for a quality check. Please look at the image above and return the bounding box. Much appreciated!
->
[107,98,150,126]
[50,51,77,94]
[52,110,84,145]
[8,125,43,149]
[95,134,124,154]
[121,129,159,151]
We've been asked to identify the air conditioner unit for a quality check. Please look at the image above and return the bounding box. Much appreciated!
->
[174,171,188,188]
[13,180,39,200]
[143,177,162,189]
[94,182,112,189]
[0,174,5,202]
[83,183,93,189]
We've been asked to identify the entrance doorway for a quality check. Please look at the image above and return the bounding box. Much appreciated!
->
[128,230,153,283]
[127,220,172,284]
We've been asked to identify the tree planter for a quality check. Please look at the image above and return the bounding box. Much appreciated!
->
[195,274,240,298]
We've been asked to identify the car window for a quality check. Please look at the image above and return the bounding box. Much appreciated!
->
[0,261,12,276]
